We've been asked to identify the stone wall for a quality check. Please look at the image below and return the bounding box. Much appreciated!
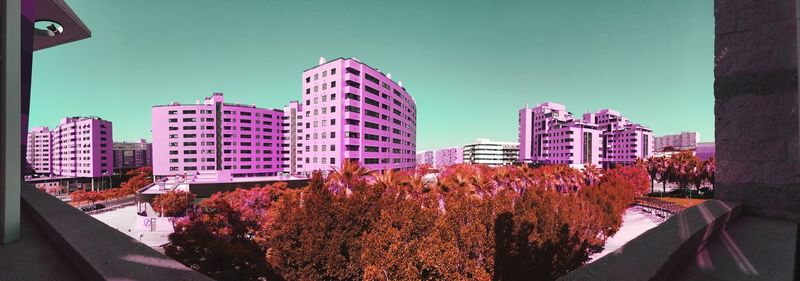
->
[714,0,800,221]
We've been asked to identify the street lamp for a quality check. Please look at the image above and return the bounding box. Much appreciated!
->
[103,171,112,190]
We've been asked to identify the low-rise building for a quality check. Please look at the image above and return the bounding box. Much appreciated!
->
[434,146,463,168]
[695,142,715,160]
[416,150,434,166]
[654,131,699,151]
[463,139,519,166]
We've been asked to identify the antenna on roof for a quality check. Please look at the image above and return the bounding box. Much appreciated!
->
[387,73,392,79]
[319,56,327,65]
[398,81,403,87]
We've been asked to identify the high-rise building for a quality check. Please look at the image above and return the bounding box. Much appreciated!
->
[519,103,653,168]
[282,101,302,175]
[601,123,653,168]
[113,139,153,170]
[416,151,434,166]
[151,93,286,178]
[51,117,114,177]
[434,147,463,168]
[151,57,417,179]
[463,139,519,166]
[654,131,699,151]
[25,126,52,175]
[295,57,417,175]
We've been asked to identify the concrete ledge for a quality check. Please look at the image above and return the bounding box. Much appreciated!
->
[21,184,212,281]
[560,200,743,281]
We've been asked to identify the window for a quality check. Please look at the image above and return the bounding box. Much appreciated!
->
[364,73,379,84]
[331,68,336,75]
[346,93,360,101]
[345,106,360,113]
[331,81,336,88]
[168,110,177,115]
[365,85,379,95]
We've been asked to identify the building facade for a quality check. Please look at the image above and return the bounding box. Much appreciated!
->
[294,57,417,175]
[151,93,286,178]
[463,139,519,166]
[51,117,114,177]
[25,126,52,175]
[695,142,715,161]
[519,103,653,168]
[113,139,153,170]
[416,151,434,166]
[151,57,417,179]
[434,146,463,168]
[654,131,699,151]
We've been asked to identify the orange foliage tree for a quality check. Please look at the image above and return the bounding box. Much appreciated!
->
[166,163,645,281]
[152,190,196,217]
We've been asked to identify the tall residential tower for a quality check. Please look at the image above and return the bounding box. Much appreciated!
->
[294,57,417,175]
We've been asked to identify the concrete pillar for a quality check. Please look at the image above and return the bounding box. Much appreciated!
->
[0,0,22,244]
[714,0,800,221]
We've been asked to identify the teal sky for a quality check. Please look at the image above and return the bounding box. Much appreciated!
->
[31,0,714,151]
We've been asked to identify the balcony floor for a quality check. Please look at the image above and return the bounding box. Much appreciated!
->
[677,216,798,281]
[0,211,82,281]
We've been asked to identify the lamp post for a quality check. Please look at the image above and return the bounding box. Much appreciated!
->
[103,171,112,190]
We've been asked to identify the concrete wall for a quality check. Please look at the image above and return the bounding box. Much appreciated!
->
[714,0,800,221]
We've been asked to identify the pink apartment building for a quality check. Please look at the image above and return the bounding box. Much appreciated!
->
[151,93,286,178]
[51,117,114,177]
[416,151,434,166]
[519,103,653,168]
[434,147,463,168]
[25,126,53,174]
[151,57,417,179]
[295,57,416,175]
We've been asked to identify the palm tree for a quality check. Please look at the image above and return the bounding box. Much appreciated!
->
[328,160,370,196]
[582,164,602,187]
[644,157,661,194]
[703,156,716,189]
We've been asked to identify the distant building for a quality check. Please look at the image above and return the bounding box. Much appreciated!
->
[695,142,715,160]
[416,151,434,166]
[113,139,153,170]
[463,139,519,166]
[25,127,52,175]
[434,147,463,168]
[51,117,114,178]
[519,103,653,168]
[654,132,699,151]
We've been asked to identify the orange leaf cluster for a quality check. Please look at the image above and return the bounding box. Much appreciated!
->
[166,163,647,281]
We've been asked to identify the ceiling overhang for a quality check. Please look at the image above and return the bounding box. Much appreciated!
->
[33,0,91,51]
